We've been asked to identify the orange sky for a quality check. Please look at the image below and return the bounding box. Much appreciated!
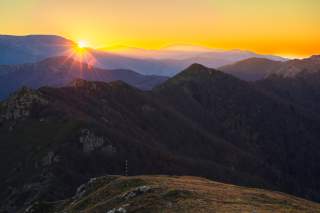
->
[1,0,319,58]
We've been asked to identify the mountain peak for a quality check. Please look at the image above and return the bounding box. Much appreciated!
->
[187,63,210,71]
[156,63,233,91]
[179,63,222,77]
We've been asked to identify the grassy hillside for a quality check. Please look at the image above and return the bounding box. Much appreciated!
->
[30,175,320,213]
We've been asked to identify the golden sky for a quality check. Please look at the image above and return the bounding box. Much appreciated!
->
[1,0,319,57]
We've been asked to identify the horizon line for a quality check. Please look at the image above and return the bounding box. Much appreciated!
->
[0,33,316,60]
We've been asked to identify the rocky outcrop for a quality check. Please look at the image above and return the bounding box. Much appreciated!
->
[79,129,117,155]
[79,129,105,153]
[72,177,101,200]
[0,87,48,121]
[41,151,60,166]
[121,185,152,200]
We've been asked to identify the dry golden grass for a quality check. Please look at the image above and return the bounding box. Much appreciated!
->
[50,175,320,213]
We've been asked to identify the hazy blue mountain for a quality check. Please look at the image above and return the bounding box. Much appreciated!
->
[0,35,74,64]
[96,46,287,76]
[0,56,168,99]
[0,35,287,77]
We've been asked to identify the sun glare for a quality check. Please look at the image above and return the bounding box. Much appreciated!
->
[73,40,89,54]
[77,40,88,49]
[68,40,97,69]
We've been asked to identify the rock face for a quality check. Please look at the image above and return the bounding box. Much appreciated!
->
[79,129,105,153]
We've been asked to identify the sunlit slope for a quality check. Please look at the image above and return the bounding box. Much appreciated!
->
[31,175,320,213]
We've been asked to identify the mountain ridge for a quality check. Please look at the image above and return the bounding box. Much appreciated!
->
[219,55,320,81]
[0,56,168,99]
[0,34,288,76]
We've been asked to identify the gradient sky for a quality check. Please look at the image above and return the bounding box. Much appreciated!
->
[1,0,319,57]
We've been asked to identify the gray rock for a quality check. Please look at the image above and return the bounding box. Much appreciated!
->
[107,207,127,213]
[79,129,105,153]
[122,185,152,200]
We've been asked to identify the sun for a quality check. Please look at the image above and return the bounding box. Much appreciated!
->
[68,40,97,68]
[77,40,88,49]
[73,40,89,54]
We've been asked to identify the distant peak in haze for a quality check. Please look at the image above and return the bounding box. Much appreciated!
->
[0,34,73,43]
[2,34,317,78]
[160,44,219,52]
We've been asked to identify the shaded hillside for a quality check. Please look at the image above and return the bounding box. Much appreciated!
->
[0,80,269,212]
[29,175,320,213]
[217,55,320,113]
[257,72,320,114]
[218,55,320,81]
[155,64,320,201]
[256,56,320,114]
[0,56,168,99]
[268,55,320,77]
[219,57,283,81]
[2,64,320,212]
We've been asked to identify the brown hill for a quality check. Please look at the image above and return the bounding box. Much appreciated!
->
[29,175,320,213]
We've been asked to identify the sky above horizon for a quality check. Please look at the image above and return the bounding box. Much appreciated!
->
[1,0,319,58]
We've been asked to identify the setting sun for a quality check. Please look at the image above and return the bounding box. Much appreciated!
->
[69,40,97,68]
[77,40,88,49]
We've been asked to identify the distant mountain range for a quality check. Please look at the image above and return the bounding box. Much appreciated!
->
[0,35,287,76]
[102,44,287,61]
[2,62,320,212]
[0,49,317,100]
[0,56,168,99]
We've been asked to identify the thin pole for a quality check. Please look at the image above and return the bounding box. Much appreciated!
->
[125,160,128,176]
